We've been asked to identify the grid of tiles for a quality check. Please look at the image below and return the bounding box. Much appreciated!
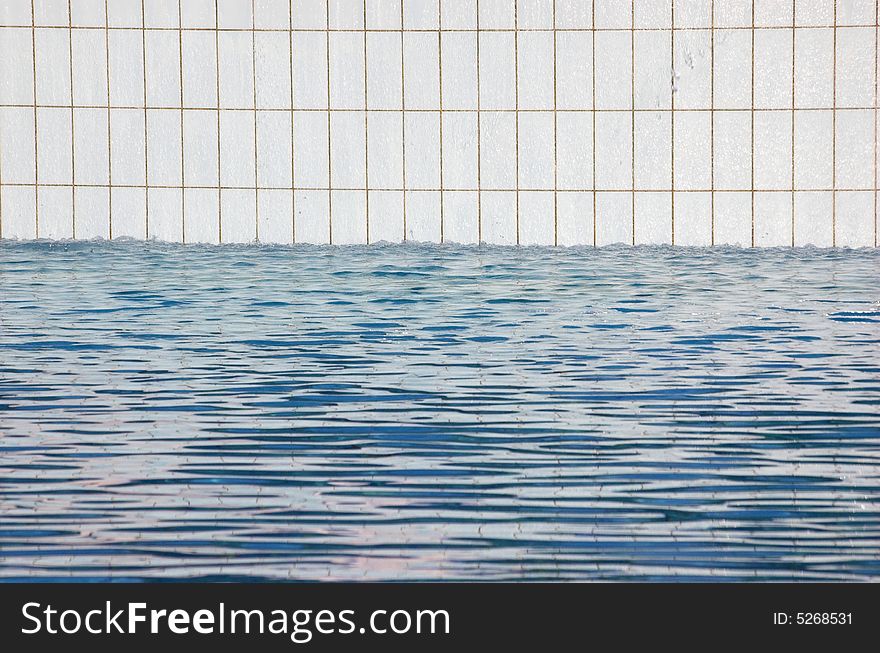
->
[0,0,877,246]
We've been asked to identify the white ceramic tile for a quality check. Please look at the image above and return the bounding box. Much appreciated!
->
[519,191,555,245]
[794,110,832,189]
[517,31,554,110]
[110,186,147,239]
[556,191,593,246]
[835,109,874,189]
[366,0,402,30]
[330,110,366,188]
[143,0,179,28]
[329,0,364,29]
[478,32,516,110]
[516,0,553,29]
[218,0,253,29]
[441,0,476,29]
[795,0,833,26]
[836,27,875,108]
[182,31,218,109]
[256,110,293,188]
[674,0,711,27]
[594,0,631,28]
[218,31,254,109]
[479,0,515,29]
[480,190,517,245]
[184,187,219,243]
[403,32,440,110]
[633,30,671,110]
[441,112,478,190]
[107,0,141,27]
[146,108,182,186]
[713,191,752,245]
[33,0,67,26]
[556,112,592,191]
[219,109,255,187]
[73,107,108,184]
[837,0,876,25]
[366,111,403,188]
[793,191,833,246]
[714,29,752,109]
[595,192,632,245]
[634,111,671,190]
[145,30,181,108]
[368,190,404,242]
[293,111,329,187]
[518,111,554,190]
[0,28,34,104]
[634,0,672,29]
[754,191,792,246]
[674,191,712,245]
[634,191,672,244]
[595,31,632,110]
[754,29,792,109]
[403,0,438,29]
[442,190,478,244]
[182,0,217,28]
[479,111,516,190]
[109,108,146,185]
[0,0,32,26]
[404,190,441,241]
[292,0,328,29]
[183,109,219,186]
[442,32,478,110]
[674,29,712,110]
[754,0,793,27]
[38,186,73,239]
[404,111,440,189]
[794,27,834,108]
[366,32,402,110]
[753,111,791,190]
[555,0,591,28]
[330,31,365,110]
[255,31,292,109]
[713,110,752,190]
[835,191,873,247]
[0,107,36,183]
[674,112,712,190]
[255,0,289,28]
[556,31,592,110]
[71,29,107,105]
[74,185,110,239]
[258,189,294,244]
[595,111,632,190]
[34,28,71,105]
[292,32,328,109]
[330,189,367,244]
[147,187,183,242]
[1,186,37,239]
[108,30,144,106]
[37,107,72,184]
[220,188,257,243]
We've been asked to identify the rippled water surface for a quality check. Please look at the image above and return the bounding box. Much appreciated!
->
[1,241,878,581]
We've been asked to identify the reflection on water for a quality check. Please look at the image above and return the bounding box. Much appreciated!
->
[0,241,878,581]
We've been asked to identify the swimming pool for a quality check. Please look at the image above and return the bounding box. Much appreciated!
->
[0,241,878,581]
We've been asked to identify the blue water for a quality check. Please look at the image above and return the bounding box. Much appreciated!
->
[0,241,878,581]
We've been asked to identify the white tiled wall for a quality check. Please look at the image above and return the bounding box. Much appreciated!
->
[0,0,877,246]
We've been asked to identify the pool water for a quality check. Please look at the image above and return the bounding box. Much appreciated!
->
[0,241,878,581]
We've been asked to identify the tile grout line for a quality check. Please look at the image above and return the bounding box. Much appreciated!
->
[671,0,675,246]
[252,0,259,243]
[142,0,150,239]
[31,0,38,238]
[514,0,519,245]
[750,0,755,248]
[326,0,332,244]
[68,0,76,239]
[711,0,715,246]
[477,0,482,245]
[105,0,112,239]
[214,0,221,242]
[553,0,559,246]
[832,0,837,247]
[400,0,406,242]
[179,1,185,243]
[290,0,296,243]
[363,0,369,244]
[790,1,795,247]
[438,2,444,243]
[591,0,596,247]
[630,0,635,246]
